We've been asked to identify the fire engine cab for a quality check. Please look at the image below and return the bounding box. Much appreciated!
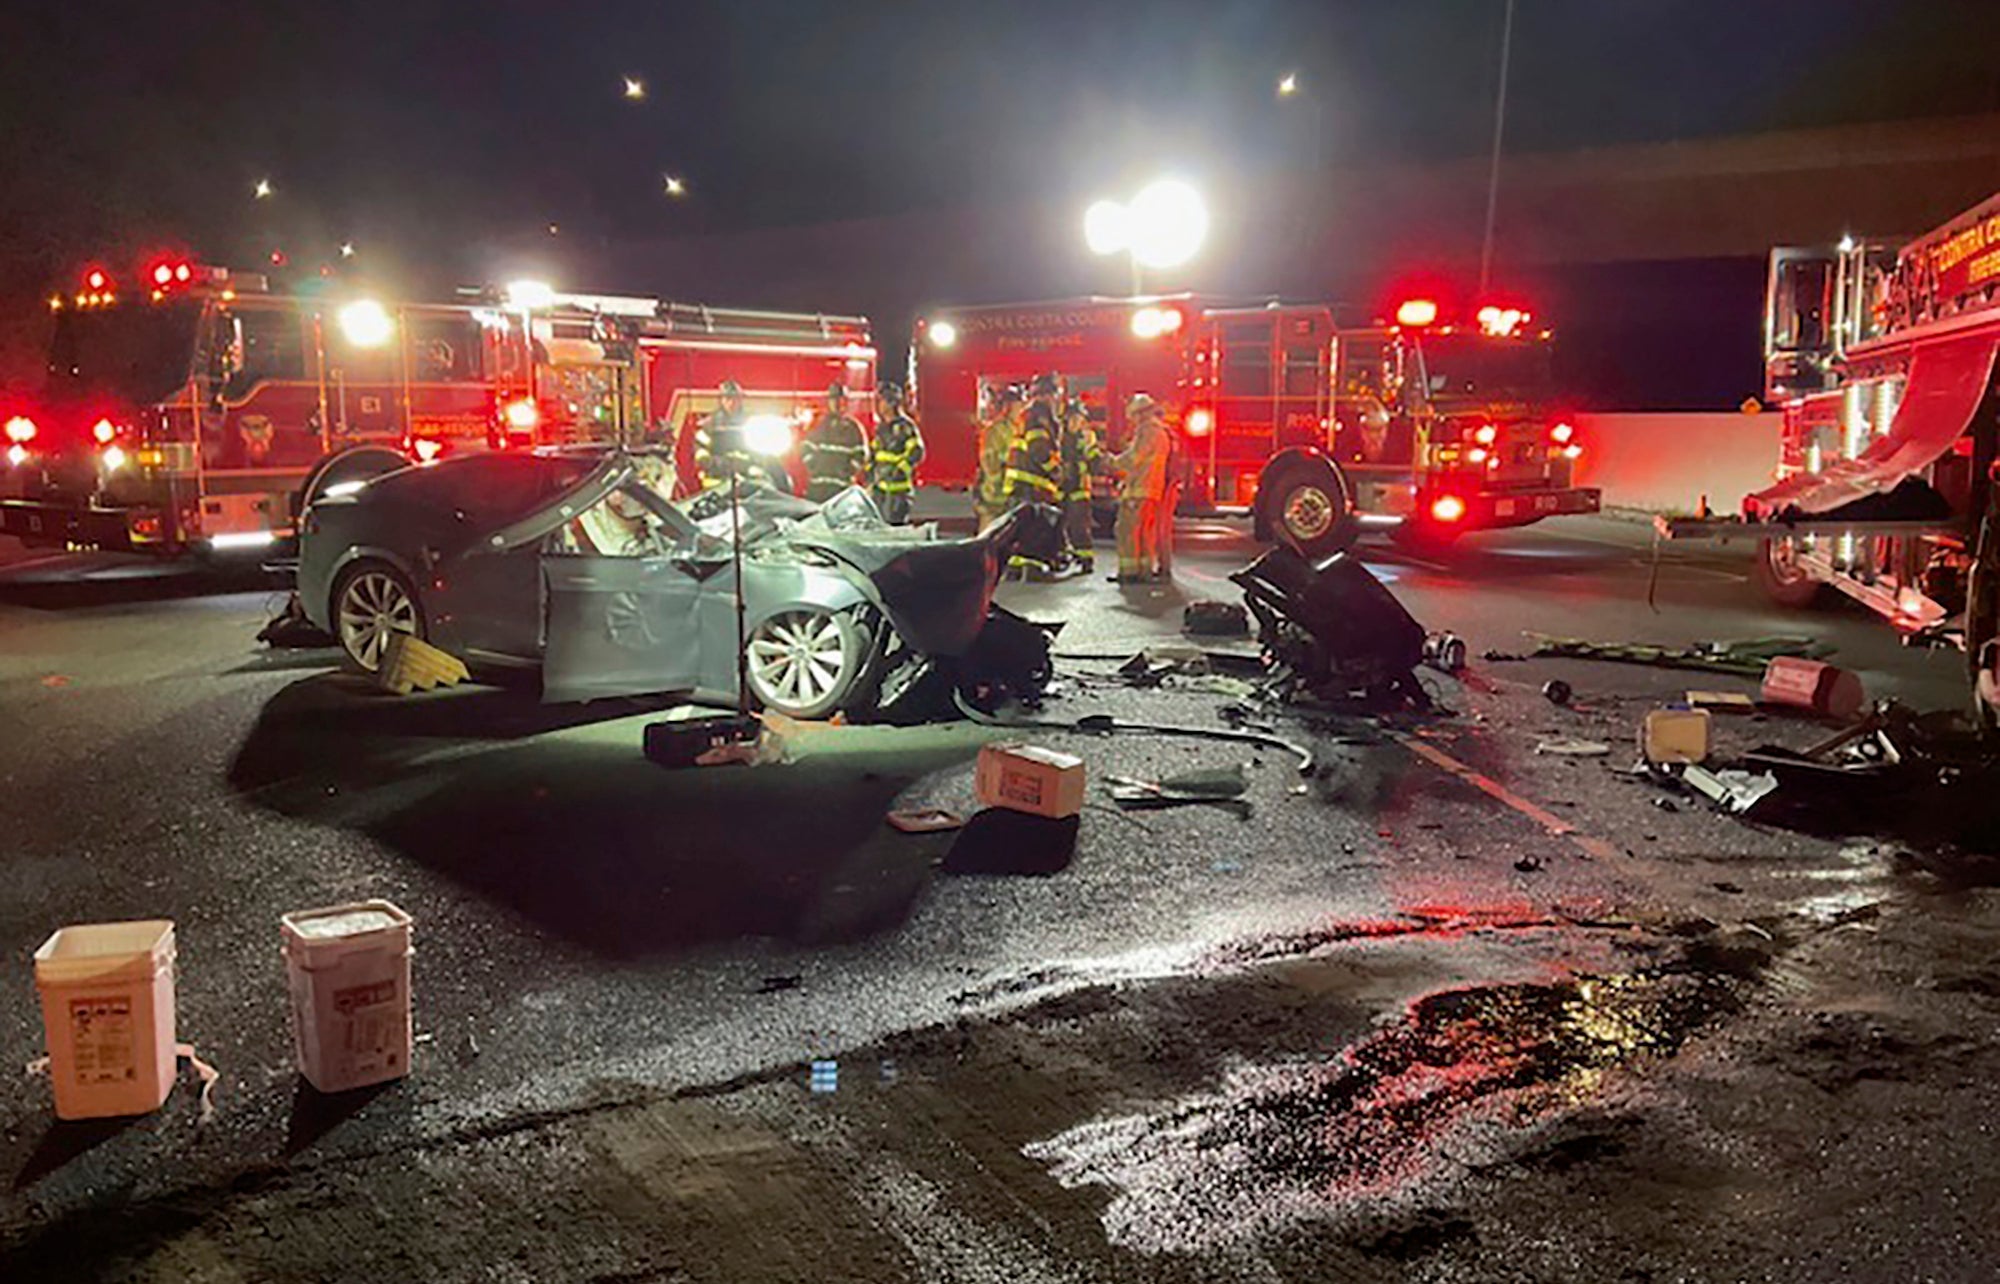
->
[1660,188,2000,721]
[0,260,874,556]
[912,292,1596,554]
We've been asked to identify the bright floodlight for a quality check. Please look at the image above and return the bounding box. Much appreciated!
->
[927,319,958,349]
[1127,179,1208,269]
[742,414,795,457]
[1278,72,1298,97]
[337,299,395,349]
[1084,199,1131,256]
[504,279,557,311]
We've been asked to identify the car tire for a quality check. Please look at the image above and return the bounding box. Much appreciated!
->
[745,606,865,720]
[1261,456,1357,560]
[1753,537,1830,608]
[332,561,426,674]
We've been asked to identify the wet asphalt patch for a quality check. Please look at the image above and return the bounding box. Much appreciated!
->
[1025,936,1759,1255]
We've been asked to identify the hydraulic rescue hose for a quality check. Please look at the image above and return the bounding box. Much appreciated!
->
[951,690,1316,776]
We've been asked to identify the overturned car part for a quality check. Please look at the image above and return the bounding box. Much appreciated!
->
[1228,545,1428,708]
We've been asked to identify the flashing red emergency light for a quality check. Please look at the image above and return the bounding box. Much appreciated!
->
[1395,298,1438,328]
[501,398,540,431]
[1472,423,1497,446]
[1550,422,1575,444]
[91,418,117,445]
[1184,407,1214,437]
[5,416,36,444]
[85,268,109,291]
[1429,494,1467,523]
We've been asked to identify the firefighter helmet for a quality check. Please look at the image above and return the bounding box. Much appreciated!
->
[877,380,905,404]
[1127,392,1160,418]
[1029,372,1059,397]
[719,379,743,400]
[826,381,847,402]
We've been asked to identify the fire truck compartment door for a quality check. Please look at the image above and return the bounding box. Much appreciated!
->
[1748,333,1999,516]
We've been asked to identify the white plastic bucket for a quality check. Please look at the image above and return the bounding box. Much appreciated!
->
[34,920,178,1120]
[281,900,413,1093]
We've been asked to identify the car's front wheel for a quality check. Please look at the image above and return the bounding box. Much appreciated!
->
[745,607,865,720]
[333,562,425,673]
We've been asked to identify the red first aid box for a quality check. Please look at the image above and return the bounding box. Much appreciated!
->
[1760,657,1864,720]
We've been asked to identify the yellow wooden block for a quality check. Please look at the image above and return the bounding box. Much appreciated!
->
[375,634,469,696]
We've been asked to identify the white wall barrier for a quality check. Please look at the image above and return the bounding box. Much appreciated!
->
[1571,411,1781,515]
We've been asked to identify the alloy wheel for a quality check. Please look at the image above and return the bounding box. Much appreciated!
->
[746,608,858,718]
[337,568,420,673]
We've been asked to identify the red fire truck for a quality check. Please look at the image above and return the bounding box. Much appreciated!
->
[1,261,874,556]
[911,292,1595,552]
[1661,189,2000,717]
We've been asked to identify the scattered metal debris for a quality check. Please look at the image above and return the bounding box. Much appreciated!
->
[1680,764,1780,814]
[1523,633,1832,677]
[1105,764,1252,816]
[886,807,966,834]
[1536,737,1611,757]
[1182,600,1250,637]
[1422,631,1469,673]
[1229,546,1428,709]
[1541,679,1573,706]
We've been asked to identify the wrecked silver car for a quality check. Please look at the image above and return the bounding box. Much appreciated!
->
[297,449,1058,719]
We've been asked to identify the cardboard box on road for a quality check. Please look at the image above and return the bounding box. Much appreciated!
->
[975,743,1086,820]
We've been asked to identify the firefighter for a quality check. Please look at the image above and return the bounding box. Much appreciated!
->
[1057,393,1105,574]
[868,381,925,523]
[692,379,752,488]
[1112,393,1171,583]
[800,382,869,503]
[1003,373,1064,578]
[1156,413,1186,579]
[973,383,1021,530]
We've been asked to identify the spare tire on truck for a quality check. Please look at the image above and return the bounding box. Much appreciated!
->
[1253,448,1357,561]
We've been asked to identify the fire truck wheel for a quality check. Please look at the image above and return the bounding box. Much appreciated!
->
[333,561,426,674]
[1262,459,1356,559]
[1752,537,1830,609]
[744,606,865,720]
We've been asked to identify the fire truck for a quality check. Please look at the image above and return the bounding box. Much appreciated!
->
[1,260,874,556]
[1660,189,2000,718]
[911,292,1595,553]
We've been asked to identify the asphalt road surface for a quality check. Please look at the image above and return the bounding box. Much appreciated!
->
[2,516,1997,1282]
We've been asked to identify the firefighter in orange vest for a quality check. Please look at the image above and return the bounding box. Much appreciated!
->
[868,381,925,523]
[801,382,869,503]
[1004,373,1064,577]
[1111,393,1171,582]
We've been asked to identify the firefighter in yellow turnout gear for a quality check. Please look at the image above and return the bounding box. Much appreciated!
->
[868,381,925,524]
[973,384,1022,531]
[801,382,870,503]
[1112,393,1171,583]
[1057,394,1105,575]
[1003,374,1065,579]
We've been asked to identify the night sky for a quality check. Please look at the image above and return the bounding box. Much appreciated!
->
[5,0,1997,293]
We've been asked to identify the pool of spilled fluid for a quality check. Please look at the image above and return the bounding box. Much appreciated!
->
[1027,937,1761,1253]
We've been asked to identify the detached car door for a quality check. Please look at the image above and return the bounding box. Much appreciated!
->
[534,480,712,703]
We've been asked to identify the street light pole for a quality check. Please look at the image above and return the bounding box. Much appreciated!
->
[1478,0,1516,294]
